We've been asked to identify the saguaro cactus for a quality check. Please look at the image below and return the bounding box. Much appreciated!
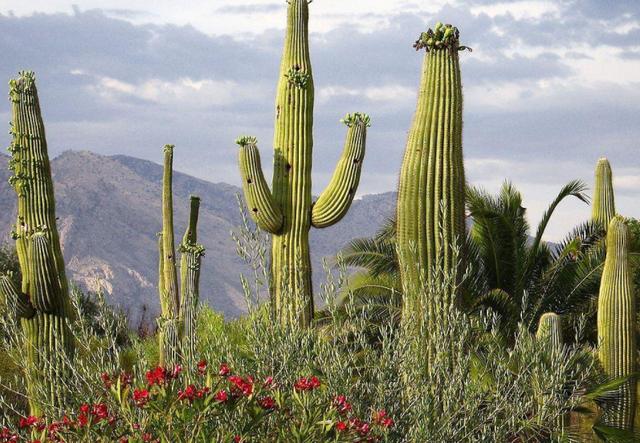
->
[396,24,468,317]
[157,145,204,368]
[592,157,615,229]
[236,0,369,327]
[0,71,74,414]
[597,216,636,430]
[536,312,563,354]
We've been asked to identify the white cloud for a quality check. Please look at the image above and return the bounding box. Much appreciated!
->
[318,84,414,104]
[470,1,560,19]
[86,75,265,108]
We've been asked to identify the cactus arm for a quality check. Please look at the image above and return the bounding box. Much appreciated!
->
[597,215,636,429]
[0,274,35,319]
[592,157,615,229]
[237,137,283,234]
[311,113,369,229]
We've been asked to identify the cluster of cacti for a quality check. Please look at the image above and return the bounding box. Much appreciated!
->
[592,157,615,229]
[236,0,369,327]
[0,72,74,415]
[536,312,563,354]
[597,215,636,430]
[157,145,205,369]
[396,23,467,325]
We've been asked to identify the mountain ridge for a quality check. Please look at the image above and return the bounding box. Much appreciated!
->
[0,150,396,320]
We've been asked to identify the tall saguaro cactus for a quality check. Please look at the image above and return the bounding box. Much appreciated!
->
[592,157,615,229]
[396,24,468,319]
[236,0,369,327]
[597,216,636,430]
[157,145,204,368]
[0,71,74,415]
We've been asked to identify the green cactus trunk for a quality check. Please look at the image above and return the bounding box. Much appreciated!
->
[2,72,74,415]
[179,197,203,372]
[157,146,203,368]
[536,312,563,354]
[592,157,615,229]
[236,0,369,328]
[396,25,467,328]
[597,216,636,430]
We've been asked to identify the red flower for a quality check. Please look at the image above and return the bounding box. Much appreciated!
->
[336,421,347,432]
[233,436,242,443]
[120,372,133,387]
[372,409,394,428]
[146,366,166,386]
[76,413,88,428]
[228,375,253,396]
[219,363,231,377]
[171,365,182,378]
[197,359,207,375]
[263,376,274,389]
[333,395,352,414]
[79,404,90,414]
[214,390,229,403]
[178,385,197,402]
[91,403,109,421]
[294,376,321,392]
[142,433,153,442]
[100,372,112,388]
[258,396,276,410]
[196,387,210,398]
[133,388,150,407]
[18,416,38,429]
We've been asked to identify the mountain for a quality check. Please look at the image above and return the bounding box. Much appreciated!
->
[0,151,396,321]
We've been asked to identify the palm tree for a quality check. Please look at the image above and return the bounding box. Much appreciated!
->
[334,180,605,338]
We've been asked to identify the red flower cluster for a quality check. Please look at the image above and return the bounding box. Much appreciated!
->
[101,371,133,390]
[214,390,229,403]
[218,363,231,377]
[18,416,38,429]
[294,376,321,392]
[133,388,150,407]
[333,395,352,415]
[177,384,211,402]
[258,396,277,410]
[228,375,254,397]
[145,366,166,386]
[197,359,207,375]
[0,427,18,443]
[372,410,394,428]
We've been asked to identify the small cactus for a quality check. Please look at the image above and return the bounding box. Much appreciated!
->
[592,158,615,229]
[536,312,563,354]
[597,216,636,430]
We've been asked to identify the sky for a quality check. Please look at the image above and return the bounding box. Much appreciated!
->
[0,0,639,240]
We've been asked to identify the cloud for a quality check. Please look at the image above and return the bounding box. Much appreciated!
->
[0,1,639,240]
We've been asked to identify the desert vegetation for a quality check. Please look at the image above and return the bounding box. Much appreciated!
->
[1,0,639,442]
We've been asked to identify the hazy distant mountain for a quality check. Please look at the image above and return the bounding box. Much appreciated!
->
[0,151,396,320]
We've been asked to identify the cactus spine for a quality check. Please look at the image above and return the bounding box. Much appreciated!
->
[1,72,74,415]
[396,24,467,320]
[157,145,204,368]
[236,0,369,327]
[536,312,563,354]
[597,216,636,430]
[592,157,615,229]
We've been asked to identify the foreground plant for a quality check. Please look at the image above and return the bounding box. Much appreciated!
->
[597,215,636,430]
[157,145,205,368]
[0,71,75,415]
[236,0,369,327]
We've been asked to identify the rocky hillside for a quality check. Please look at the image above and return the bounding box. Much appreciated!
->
[0,151,396,320]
